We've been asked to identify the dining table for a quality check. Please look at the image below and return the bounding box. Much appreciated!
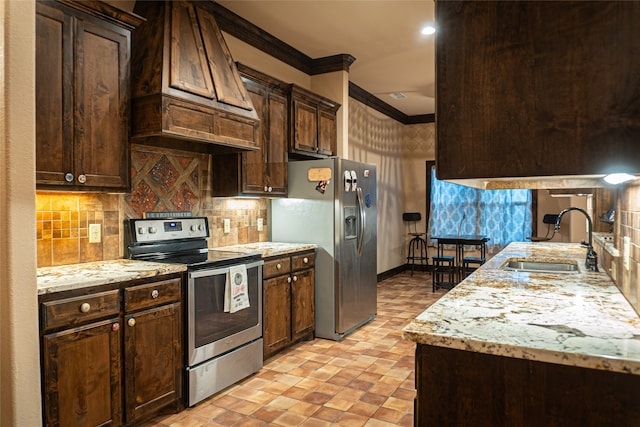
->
[432,234,490,283]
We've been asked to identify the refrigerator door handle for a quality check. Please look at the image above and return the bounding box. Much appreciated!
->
[356,187,366,256]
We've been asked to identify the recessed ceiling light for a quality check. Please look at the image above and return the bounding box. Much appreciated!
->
[421,25,436,35]
[389,92,407,100]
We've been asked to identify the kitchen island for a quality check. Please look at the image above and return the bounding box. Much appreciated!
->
[403,242,640,426]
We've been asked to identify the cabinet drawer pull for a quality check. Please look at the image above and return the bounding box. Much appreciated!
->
[128,318,136,327]
[276,263,282,270]
[79,303,91,313]
[303,257,308,264]
[151,289,159,299]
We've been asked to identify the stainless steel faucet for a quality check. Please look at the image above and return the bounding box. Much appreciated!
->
[554,207,599,272]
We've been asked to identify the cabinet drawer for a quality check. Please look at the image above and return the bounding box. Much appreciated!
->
[41,289,120,331]
[292,252,315,271]
[263,257,291,279]
[125,277,181,312]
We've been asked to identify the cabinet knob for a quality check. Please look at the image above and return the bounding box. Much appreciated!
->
[303,257,309,264]
[64,173,74,182]
[293,275,298,282]
[264,186,268,192]
[287,277,292,283]
[79,302,91,313]
[276,263,282,270]
[77,174,87,184]
[151,289,159,299]
[267,186,273,192]
[112,323,120,331]
[128,318,136,327]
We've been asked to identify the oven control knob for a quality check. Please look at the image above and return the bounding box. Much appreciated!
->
[137,227,146,235]
[198,224,205,231]
[191,225,197,232]
[148,226,157,234]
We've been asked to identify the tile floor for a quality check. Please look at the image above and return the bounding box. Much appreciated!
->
[142,271,445,427]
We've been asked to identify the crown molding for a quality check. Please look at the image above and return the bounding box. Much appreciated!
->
[212,2,432,124]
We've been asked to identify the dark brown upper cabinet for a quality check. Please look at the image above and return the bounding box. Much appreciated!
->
[212,64,289,197]
[130,1,259,154]
[436,1,640,181]
[289,84,340,159]
[36,0,142,191]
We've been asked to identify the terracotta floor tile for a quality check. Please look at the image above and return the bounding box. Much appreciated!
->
[146,272,445,427]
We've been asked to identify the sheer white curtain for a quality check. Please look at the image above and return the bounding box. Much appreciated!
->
[428,168,532,252]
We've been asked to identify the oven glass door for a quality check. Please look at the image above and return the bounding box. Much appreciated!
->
[188,260,263,366]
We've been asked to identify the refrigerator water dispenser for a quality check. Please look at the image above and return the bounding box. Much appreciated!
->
[344,206,357,239]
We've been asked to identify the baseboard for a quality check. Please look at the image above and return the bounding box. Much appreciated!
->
[377,264,432,282]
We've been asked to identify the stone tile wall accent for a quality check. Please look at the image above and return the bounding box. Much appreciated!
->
[616,181,640,313]
[36,193,121,267]
[37,144,268,268]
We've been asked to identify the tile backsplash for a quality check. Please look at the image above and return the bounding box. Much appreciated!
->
[616,180,640,313]
[37,145,268,268]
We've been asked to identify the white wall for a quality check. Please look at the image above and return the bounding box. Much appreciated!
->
[0,1,41,425]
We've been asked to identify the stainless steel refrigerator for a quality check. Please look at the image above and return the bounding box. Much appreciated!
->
[270,158,377,341]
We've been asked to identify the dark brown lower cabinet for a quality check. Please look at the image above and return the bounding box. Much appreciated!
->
[42,318,123,427]
[124,303,182,424]
[263,250,315,359]
[40,274,183,426]
[415,344,640,426]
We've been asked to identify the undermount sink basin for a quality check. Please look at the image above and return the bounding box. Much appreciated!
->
[501,260,579,274]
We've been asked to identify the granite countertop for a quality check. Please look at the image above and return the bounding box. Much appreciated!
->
[37,259,187,295]
[402,242,640,375]
[211,242,317,258]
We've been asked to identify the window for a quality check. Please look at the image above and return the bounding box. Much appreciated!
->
[427,167,532,251]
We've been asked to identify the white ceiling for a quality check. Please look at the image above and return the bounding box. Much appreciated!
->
[216,0,436,117]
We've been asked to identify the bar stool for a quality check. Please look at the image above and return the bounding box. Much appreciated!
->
[403,212,428,275]
[462,240,487,278]
[432,255,456,291]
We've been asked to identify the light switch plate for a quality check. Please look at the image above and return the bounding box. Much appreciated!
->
[257,218,264,232]
[223,218,231,234]
[89,223,101,243]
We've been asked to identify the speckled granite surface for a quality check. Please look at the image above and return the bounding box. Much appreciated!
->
[402,242,640,375]
[37,259,186,295]
[211,242,317,258]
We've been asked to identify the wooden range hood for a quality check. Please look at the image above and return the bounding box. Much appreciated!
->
[130,1,259,153]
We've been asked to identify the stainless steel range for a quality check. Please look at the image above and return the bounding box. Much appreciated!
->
[126,217,263,406]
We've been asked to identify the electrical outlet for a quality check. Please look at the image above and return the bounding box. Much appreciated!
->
[257,218,264,232]
[223,218,231,234]
[89,223,101,243]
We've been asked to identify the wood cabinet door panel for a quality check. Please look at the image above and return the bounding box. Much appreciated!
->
[266,91,288,194]
[75,18,130,189]
[317,109,336,157]
[263,276,291,358]
[292,99,318,154]
[242,85,268,194]
[124,302,182,423]
[435,1,640,179]
[291,269,315,342]
[42,318,122,427]
[35,2,73,185]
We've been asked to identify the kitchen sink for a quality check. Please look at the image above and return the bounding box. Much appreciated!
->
[501,260,579,274]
